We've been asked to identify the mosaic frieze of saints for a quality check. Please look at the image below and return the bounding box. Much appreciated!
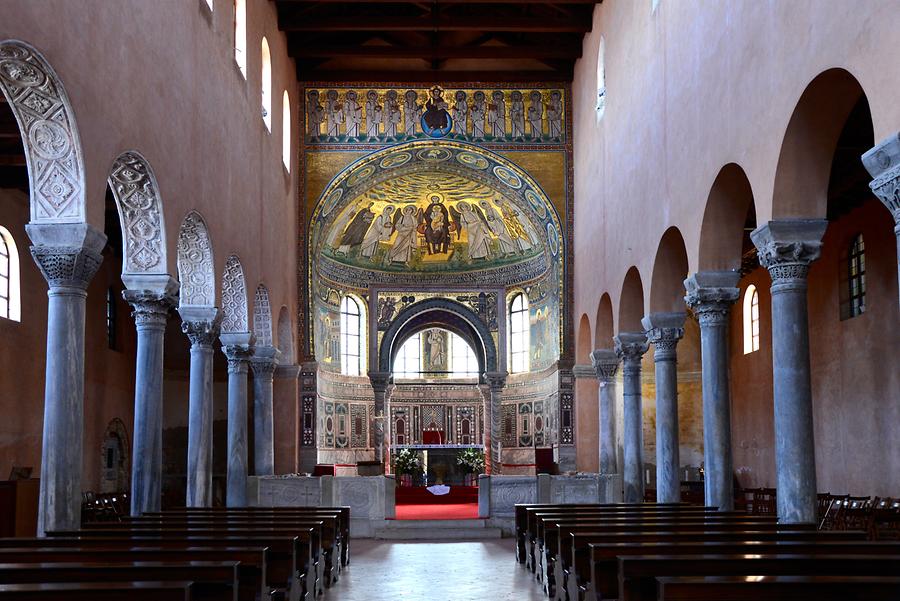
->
[304,85,566,145]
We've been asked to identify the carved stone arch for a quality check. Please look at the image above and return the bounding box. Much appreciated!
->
[0,40,86,223]
[277,306,295,363]
[176,211,215,306]
[253,284,274,347]
[108,150,167,275]
[221,254,249,333]
[379,297,498,376]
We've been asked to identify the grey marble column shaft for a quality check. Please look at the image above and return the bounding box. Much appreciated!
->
[478,385,494,475]
[614,332,650,503]
[125,289,176,516]
[643,313,686,504]
[685,272,740,511]
[26,224,105,536]
[251,347,280,476]
[485,372,507,474]
[180,307,222,507]
[590,349,620,475]
[369,372,391,467]
[752,220,827,524]
[223,342,252,507]
[862,133,900,311]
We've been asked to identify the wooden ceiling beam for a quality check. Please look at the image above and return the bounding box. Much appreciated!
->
[279,15,591,32]
[288,43,581,60]
[297,68,573,83]
[277,0,598,4]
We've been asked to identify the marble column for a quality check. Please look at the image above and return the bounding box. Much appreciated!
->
[484,372,507,474]
[179,306,222,507]
[478,384,494,475]
[862,132,900,311]
[26,223,106,535]
[751,219,828,524]
[642,313,686,504]
[222,334,253,507]
[685,272,740,511]
[369,372,391,467]
[124,280,177,516]
[590,349,620,475]
[614,332,649,503]
[250,346,281,476]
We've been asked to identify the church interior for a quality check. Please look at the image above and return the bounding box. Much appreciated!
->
[0,0,899,599]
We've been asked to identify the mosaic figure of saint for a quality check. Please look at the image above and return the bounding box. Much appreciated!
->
[488,91,506,138]
[452,91,468,136]
[365,90,382,138]
[427,330,445,369]
[479,200,517,256]
[343,90,362,138]
[325,90,343,138]
[454,201,491,261]
[384,90,401,138]
[388,205,422,265]
[422,86,450,132]
[306,90,325,141]
[337,202,376,254]
[360,205,395,259]
[547,91,563,140]
[527,90,544,139]
[509,91,525,139]
[403,90,420,137]
[471,91,486,139]
[423,195,453,255]
[498,198,533,252]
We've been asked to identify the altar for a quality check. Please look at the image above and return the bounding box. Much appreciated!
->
[391,443,483,486]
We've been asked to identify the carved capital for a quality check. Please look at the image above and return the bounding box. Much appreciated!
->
[641,312,686,361]
[751,220,827,291]
[181,310,223,348]
[250,356,278,379]
[368,371,392,393]
[484,371,508,392]
[684,271,740,328]
[614,332,649,372]
[222,344,252,374]
[589,349,619,383]
[123,289,176,329]
[25,223,106,291]
[862,132,900,227]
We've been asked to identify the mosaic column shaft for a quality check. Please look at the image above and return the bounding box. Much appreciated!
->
[862,133,900,311]
[590,349,620,475]
[752,220,827,524]
[26,224,105,535]
[125,287,176,516]
[251,347,280,476]
[614,332,649,503]
[223,340,252,506]
[180,307,222,507]
[685,272,740,511]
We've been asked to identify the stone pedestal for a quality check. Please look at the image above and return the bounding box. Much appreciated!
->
[862,132,900,311]
[124,282,177,516]
[752,220,827,524]
[222,334,253,506]
[590,349,620,475]
[642,312,686,504]
[614,332,650,503]
[685,271,740,511]
[26,223,105,535]
[250,346,280,476]
[484,372,507,474]
[179,306,222,507]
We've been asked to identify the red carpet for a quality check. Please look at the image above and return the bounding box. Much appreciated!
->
[394,502,479,520]
[395,485,479,505]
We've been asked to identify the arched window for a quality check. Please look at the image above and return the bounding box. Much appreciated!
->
[282,91,291,171]
[742,284,760,354]
[0,226,21,322]
[450,333,479,378]
[261,37,272,131]
[595,36,606,121]
[233,0,247,77]
[340,296,364,376]
[509,293,530,373]
[847,234,866,319]
[393,334,421,379]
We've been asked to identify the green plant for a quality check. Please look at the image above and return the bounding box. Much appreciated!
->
[393,448,421,476]
[456,448,485,474]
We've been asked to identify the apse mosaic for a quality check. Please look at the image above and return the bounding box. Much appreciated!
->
[305,85,567,146]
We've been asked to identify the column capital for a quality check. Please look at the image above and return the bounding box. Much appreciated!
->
[25,223,106,291]
[862,131,900,227]
[642,312,686,360]
[250,345,281,378]
[684,271,741,327]
[484,371,508,391]
[368,371,392,392]
[614,331,649,370]
[222,338,252,374]
[751,220,828,288]
[589,349,619,383]
[179,306,223,348]
[123,289,177,329]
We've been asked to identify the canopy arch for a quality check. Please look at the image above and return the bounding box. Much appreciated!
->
[221,254,249,333]
[253,283,274,347]
[176,211,215,307]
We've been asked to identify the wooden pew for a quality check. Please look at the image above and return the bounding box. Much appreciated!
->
[0,546,268,601]
[0,561,238,601]
[586,539,898,601]
[0,580,195,600]
[656,575,900,601]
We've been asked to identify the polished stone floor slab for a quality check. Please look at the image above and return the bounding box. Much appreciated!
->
[328,539,546,600]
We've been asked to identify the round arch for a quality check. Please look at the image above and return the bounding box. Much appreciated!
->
[618,266,645,332]
[649,226,690,313]
[176,211,215,307]
[698,163,756,271]
[594,293,614,349]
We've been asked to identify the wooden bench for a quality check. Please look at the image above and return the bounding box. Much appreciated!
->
[0,580,195,600]
[0,561,238,601]
[655,575,900,601]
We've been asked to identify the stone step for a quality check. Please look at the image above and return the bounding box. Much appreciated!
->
[373,524,503,540]
[381,518,488,529]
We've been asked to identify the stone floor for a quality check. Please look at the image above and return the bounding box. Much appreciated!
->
[327,538,546,601]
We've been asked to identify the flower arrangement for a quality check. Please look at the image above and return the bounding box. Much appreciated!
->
[456,448,485,474]
[393,448,422,476]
